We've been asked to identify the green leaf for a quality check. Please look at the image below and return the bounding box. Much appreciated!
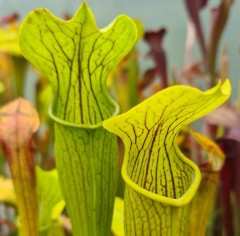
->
[0,168,65,235]
[19,2,137,236]
[36,167,65,228]
[103,80,231,235]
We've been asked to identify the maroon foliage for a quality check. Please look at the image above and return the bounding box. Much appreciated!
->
[141,28,168,90]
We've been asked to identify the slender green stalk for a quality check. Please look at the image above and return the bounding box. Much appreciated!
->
[12,55,27,97]
[53,123,117,235]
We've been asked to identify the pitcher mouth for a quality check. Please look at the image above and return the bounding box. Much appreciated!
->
[122,147,201,207]
[48,101,120,129]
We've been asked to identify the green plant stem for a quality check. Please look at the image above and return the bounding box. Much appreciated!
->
[54,123,118,236]
[12,146,38,236]
[12,56,27,97]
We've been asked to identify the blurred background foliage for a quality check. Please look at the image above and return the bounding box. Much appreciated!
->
[1,0,239,99]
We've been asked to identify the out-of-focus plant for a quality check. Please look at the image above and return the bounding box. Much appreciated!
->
[36,167,65,235]
[0,13,55,169]
[0,14,21,56]
[110,19,144,113]
[0,98,39,236]
[139,28,168,96]
[183,0,234,86]
[0,15,28,102]
[203,104,240,235]
[0,166,66,235]
[181,1,238,235]
[188,129,226,236]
